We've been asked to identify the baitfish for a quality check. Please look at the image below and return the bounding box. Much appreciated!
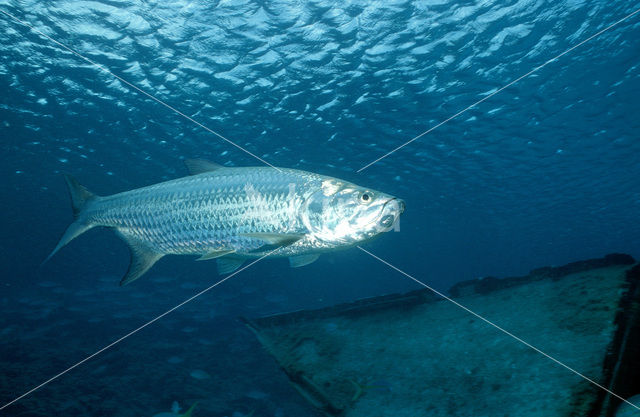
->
[46,160,405,285]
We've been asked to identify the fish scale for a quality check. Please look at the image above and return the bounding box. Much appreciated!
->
[46,161,404,285]
[84,166,319,260]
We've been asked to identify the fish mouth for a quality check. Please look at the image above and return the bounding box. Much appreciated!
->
[378,198,404,229]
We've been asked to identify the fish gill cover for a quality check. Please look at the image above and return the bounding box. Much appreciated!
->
[0,0,639,416]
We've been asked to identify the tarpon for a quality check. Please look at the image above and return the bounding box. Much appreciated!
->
[46,160,405,285]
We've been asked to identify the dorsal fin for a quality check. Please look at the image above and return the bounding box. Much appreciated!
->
[184,159,225,175]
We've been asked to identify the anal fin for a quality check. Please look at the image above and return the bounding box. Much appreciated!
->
[217,257,245,275]
[289,254,320,268]
[118,232,164,286]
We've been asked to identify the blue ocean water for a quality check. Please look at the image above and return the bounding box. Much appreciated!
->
[1,0,639,416]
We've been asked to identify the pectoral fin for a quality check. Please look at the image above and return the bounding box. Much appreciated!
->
[197,249,235,261]
[217,257,245,275]
[118,232,164,286]
[240,233,304,247]
[289,254,320,268]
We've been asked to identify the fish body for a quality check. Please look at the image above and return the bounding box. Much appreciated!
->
[47,160,404,285]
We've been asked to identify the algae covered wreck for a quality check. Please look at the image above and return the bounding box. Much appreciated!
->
[244,254,640,416]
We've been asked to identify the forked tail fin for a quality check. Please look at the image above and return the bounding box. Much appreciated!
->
[43,174,98,263]
[64,174,95,218]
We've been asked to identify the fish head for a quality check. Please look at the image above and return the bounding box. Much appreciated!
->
[302,178,404,245]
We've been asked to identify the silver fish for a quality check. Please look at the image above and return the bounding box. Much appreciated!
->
[46,160,404,285]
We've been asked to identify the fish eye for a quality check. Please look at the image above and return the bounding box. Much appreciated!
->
[358,191,373,204]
